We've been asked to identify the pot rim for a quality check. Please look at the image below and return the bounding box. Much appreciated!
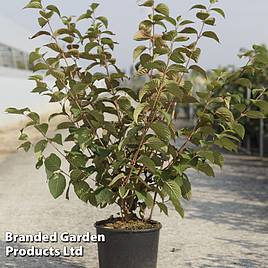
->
[95,219,162,233]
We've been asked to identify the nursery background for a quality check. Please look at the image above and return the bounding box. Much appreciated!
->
[0,0,267,267]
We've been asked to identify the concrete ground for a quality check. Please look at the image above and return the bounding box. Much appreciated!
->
[0,152,267,268]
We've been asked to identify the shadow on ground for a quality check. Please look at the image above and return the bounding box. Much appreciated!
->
[0,241,85,268]
[187,159,268,235]
[199,253,266,268]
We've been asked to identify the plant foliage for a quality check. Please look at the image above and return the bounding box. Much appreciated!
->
[6,0,268,221]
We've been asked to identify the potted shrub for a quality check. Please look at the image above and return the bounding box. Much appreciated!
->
[6,0,268,267]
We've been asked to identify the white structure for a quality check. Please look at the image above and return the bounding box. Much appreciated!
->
[0,16,56,127]
[0,15,36,70]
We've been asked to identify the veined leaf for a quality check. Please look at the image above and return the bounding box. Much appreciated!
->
[119,186,129,199]
[232,122,245,138]
[48,173,66,199]
[189,65,207,78]
[96,16,108,28]
[202,31,220,43]
[163,180,181,200]
[155,3,169,16]
[156,202,168,215]
[197,162,215,177]
[135,191,154,208]
[216,107,234,122]
[133,102,148,123]
[133,45,147,61]
[139,0,154,7]
[45,43,63,53]
[138,155,157,173]
[24,2,42,9]
[245,111,265,119]
[146,136,167,152]
[45,153,61,172]
[74,181,90,203]
[211,8,225,18]
[190,4,207,10]
[109,173,125,186]
[47,5,61,16]
[180,27,198,35]
[34,140,48,159]
[151,121,171,142]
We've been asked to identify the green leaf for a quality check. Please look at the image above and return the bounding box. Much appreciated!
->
[197,162,215,177]
[163,180,181,200]
[95,188,114,205]
[74,181,90,202]
[47,5,61,16]
[30,31,51,39]
[135,191,154,208]
[179,20,194,26]
[57,122,74,129]
[254,100,268,114]
[28,112,40,123]
[119,186,129,199]
[24,1,42,9]
[213,151,224,167]
[215,137,238,152]
[18,141,31,152]
[38,17,48,28]
[35,123,49,135]
[204,17,216,26]
[172,198,184,218]
[96,16,108,28]
[109,173,125,186]
[34,140,48,159]
[170,49,185,64]
[181,176,192,201]
[51,134,63,145]
[232,122,245,138]
[49,69,65,80]
[45,43,63,53]
[5,107,29,115]
[33,62,48,72]
[180,27,198,35]
[134,31,150,41]
[48,173,66,199]
[139,0,154,7]
[202,31,220,43]
[151,122,171,142]
[155,3,169,16]
[133,45,147,61]
[138,155,157,173]
[189,65,207,78]
[216,107,234,122]
[90,3,99,10]
[166,82,183,97]
[190,4,207,10]
[29,51,42,64]
[45,153,61,172]
[133,102,148,123]
[245,111,265,119]
[196,12,210,21]
[146,136,167,152]
[211,8,225,18]
[156,202,168,215]
[235,78,252,88]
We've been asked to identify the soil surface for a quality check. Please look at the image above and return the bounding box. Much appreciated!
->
[0,152,267,268]
[99,218,161,230]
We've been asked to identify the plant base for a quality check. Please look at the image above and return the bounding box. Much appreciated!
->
[95,219,161,268]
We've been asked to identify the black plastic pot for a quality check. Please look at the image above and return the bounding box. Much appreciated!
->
[95,219,162,268]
